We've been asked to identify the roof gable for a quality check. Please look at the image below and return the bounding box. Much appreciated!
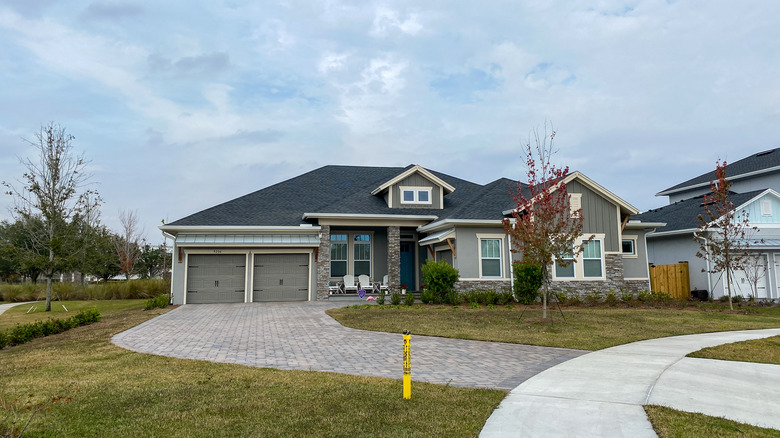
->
[657,148,780,197]
[370,164,456,196]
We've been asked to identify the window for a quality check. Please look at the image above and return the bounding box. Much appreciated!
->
[621,239,635,255]
[353,234,371,276]
[330,234,347,277]
[582,240,603,278]
[480,239,502,277]
[555,246,575,278]
[399,186,432,205]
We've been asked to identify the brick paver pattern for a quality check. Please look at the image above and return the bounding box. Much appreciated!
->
[112,302,585,390]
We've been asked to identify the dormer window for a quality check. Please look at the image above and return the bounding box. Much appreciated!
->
[400,186,432,205]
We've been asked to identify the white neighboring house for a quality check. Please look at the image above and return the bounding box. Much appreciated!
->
[639,147,780,300]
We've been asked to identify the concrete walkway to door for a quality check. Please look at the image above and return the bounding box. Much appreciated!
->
[111,302,585,390]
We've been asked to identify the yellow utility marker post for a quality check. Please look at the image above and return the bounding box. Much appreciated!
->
[403,330,411,399]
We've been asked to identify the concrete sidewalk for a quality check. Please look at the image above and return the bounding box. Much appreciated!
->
[0,301,37,316]
[480,328,780,437]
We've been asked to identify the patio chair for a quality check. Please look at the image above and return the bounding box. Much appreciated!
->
[358,275,372,292]
[379,275,389,294]
[343,275,359,294]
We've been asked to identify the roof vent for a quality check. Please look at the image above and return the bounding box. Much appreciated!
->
[755,149,776,157]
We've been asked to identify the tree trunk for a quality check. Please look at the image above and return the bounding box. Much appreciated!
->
[45,246,54,312]
[726,269,733,311]
[542,266,549,320]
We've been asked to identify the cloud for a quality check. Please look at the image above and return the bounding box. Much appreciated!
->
[83,1,145,20]
[147,52,230,78]
[371,7,423,37]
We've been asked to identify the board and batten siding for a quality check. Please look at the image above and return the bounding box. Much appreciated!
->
[390,173,442,209]
[567,180,620,252]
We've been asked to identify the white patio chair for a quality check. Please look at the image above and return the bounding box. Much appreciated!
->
[343,275,359,294]
[379,275,389,294]
[358,274,372,292]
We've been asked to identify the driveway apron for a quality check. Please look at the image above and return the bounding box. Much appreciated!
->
[112,302,585,390]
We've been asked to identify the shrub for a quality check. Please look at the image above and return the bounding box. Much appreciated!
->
[1,308,101,349]
[421,259,459,304]
[513,262,543,305]
[604,291,618,307]
[637,290,654,302]
[497,290,514,305]
[0,331,7,349]
[376,290,385,305]
[390,292,402,306]
[404,292,415,306]
[584,290,602,306]
[563,292,582,306]
[420,289,434,304]
[444,290,460,305]
[620,292,635,303]
[144,294,170,310]
[732,295,744,303]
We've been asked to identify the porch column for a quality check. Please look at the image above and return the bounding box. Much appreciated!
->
[387,226,401,292]
[316,225,331,300]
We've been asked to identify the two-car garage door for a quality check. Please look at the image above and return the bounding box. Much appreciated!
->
[186,253,309,303]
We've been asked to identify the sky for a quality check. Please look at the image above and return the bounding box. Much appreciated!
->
[1,1,779,244]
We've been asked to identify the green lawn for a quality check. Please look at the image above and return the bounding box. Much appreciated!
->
[327,304,780,351]
[645,405,780,438]
[0,300,146,330]
[688,335,780,365]
[0,302,504,437]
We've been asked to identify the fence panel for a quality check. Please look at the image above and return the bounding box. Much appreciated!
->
[649,262,690,300]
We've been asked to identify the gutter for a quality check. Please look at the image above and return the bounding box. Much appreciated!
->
[418,219,505,233]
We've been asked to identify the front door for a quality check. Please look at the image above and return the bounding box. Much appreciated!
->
[400,242,415,290]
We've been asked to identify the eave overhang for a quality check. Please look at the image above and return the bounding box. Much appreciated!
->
[159,224,321,236]
[418,219,505,233]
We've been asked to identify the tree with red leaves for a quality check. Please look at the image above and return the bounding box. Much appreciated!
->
[695,160,760,310]
[503,123,588,320]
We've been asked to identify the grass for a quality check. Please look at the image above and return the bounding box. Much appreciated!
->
[645,405,780,437]
[0,279,169,302]
[688,335,780,365]
[0,302,504,437]
[326,304,780,350]
[0,300,146,331]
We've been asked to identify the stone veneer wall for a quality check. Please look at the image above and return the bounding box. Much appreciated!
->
[316,225,331,300]
[387,226,400,292]
[454,280,511,293]
[547,254,649,296]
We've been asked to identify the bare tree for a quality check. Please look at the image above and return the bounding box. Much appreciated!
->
[114,209,144,280]
[2,123,98,311]
[741,254,767,300]
[694,160,760,310]
[503,123,589,320]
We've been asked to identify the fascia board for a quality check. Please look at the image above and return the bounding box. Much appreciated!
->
[370,165,456,195]
[418,219,505,232]
[624,221,667,229]
[656,165,780,196]
[159,225,322,235]
[646,228,697,238]
[302,212,439,221]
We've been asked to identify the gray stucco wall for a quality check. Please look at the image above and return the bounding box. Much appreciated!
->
[390,173,442,209]
[452,226,511,279]
[622,229,649,279]
[646,233,709,291]
[568,180,620,252]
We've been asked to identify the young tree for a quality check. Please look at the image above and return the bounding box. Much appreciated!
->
[2,123,98,311]
[114,209,144,280]
[694,160,759,310]
[742,254,767,300]
[503,123,588,320]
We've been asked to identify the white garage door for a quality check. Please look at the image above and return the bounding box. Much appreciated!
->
[252,253,309,302]
[186,254,246,304]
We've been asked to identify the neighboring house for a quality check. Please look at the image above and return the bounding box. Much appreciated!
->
[160,164,658,304]
[639,148,780,300]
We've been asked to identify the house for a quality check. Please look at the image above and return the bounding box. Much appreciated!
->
[638,148,780,300]
[160,164,659,304]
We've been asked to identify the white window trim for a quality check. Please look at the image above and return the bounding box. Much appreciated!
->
[399,186,433,205]
[329,231,374,279]
[621,237,638,258]
[477,233,506,279]
[552,234,606,281]
[761,199,772,216]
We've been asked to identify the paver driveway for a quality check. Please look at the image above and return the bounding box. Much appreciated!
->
[112,302,585,390]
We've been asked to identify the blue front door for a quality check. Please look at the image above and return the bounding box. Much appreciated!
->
[400,242,415,290]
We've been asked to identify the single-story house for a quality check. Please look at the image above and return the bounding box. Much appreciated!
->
[160,164,659,304]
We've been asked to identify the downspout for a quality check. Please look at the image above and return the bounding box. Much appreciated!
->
[507,234,514,292]
[643,230,652,291]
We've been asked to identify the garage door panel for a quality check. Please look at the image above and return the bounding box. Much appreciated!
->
[187,254,246,304]
[253,254,309,302]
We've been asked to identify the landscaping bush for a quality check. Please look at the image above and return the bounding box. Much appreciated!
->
[604,291,619,307]
[376,290,386,305]
[390,292,402,306]
[497,290,514,305]
[620,291,635,304]
[584,289,602,306]
[513,262,543,305]
[421,259,459,304]
[404,292,415,306]
[444,290,460,305]
[144,294,170,310]
[1,308,100,349]
[0,283,43,302]
[420,288,434,304]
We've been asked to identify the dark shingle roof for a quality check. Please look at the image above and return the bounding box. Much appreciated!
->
[168,165,510,226]
[658,148,780,195]
[634,190,765,233]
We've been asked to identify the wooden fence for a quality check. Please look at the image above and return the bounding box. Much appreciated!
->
[649,262,690,300]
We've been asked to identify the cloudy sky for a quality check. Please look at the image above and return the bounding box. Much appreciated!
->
[1,1,778,243]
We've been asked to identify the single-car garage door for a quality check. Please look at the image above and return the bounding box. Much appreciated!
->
[253,253,309,302]
[186,254,246,304]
